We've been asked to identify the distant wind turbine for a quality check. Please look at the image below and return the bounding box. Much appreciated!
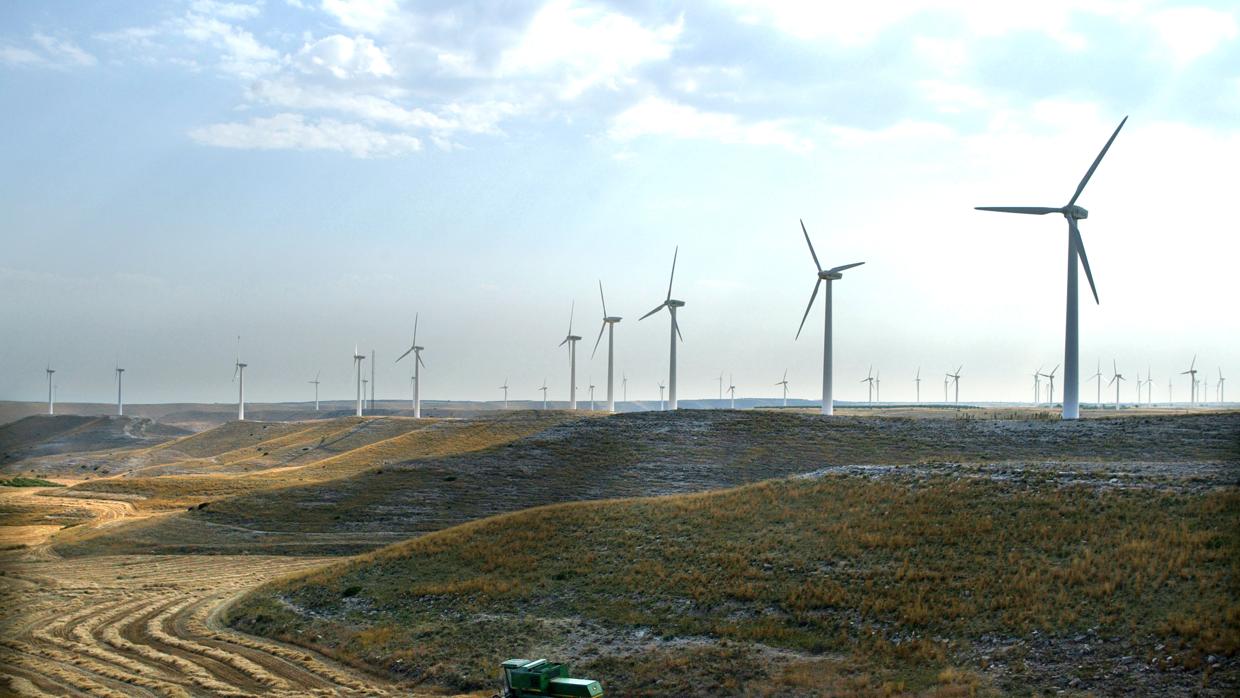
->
[727,374,736,409]
[795,220,864,416]
[1144,366,1154,405]
[860,366,875,403]
[947,366,962,403]
[717,372,724,401]
[559,301,582,410]
[1218,368,1226,402]
[639,247,685,411]
[1107,360,1125,408]
[588,377,596,411]
[499,378,509,409]
[775,369,789,407]
[352,345,365,417]
[46,364,55,415]
[875,369,881,403]
[115,362,125,416]
[395,313,425,418]
[370,349,376,412]
[540,379,549,410]
[622,373,627,403]
[309,372,320,411]
[1088,360,1103,406]
[658,381,666,411]
[943,375,949,402]
[1181,355,1198,404]
[1041,365,1060,404]
[976,116,1127,420]
[914,367,921,403]
[1031,365,1043,404]
[231,336,248,421]
[592,281,622,413]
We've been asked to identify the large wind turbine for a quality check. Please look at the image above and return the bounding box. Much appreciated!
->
[947,366,962,403]
[727,374,736,409]
[1041,365,1060,404]
[309,372,320,411]
[860,366,875,403]
[115,363,125,416]
[560,302,582,410]
[592,281,622,413]
[776,370,789,407]
[539,379,549,410]
[1181,355,1198,404]
[46,365,55,415]
[499,378,509,409]
[232,338,247,421]
[640,247,684,410]
[1108,360,1125,408]
[657,381,666,411]
[395,314,425,418]
[352,346,365,417]
[976,116,1127,420]
[795,220,864,416]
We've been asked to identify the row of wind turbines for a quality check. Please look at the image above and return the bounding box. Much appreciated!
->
[30,116,1233,422]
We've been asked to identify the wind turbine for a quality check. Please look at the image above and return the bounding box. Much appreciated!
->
[362,378,368,410]
[232,337,247,421]
[622,373,628,403]
[1144,366,1154,405]
[1088,360,1103,406]
[395,313,425,418]
[370,349,376,412]
[540,379,549,410]
[588,377,596,411]
[795,220,864,416]
[976,116,1127,420]
[1108,360,1125,408]
[591,281,622,413]
[727,374,736,409]
[1135,368,1144,404]
[46,365,55,415]
[115,363,125,416]
[875,369,881,403]
[1031,365,1043,404]
[776,370,789,407]
[914,367,921,403]
[860,366,875,403]
[943,375,949,402]
[947,366,962,403]
[658,381,666,411]
[352,345,365,417]
[309,372,320,411]
[1218,368,1226,402]
[559,302,582,410]
[717,372,724,401]
[1181,355,1198,404]
[499,378,509,409]
[1041,365,1060,404]
[639,247,685,410]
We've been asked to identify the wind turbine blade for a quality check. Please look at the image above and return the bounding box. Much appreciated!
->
[1068,116,1127,207]
[673,313,683,342]
[1191,354,1196,370]
[1113,359,1117,375]
[559,336,569,348]
[974,206,1062,215]
[794,279,822,340]
[412,313,419,349]
[956,365,963,375]
[598,280,607,318]
[418,354,425,368]
[1070,219,1099,304]
[591,321,606,358]
[568,301,575,335]
[639,302,667,321]
[1108,376,1116,386]
[395,345,414,363]
[800,219,822,272]
[665,246,679,301]
[826,261,865,274]
[783,369,788,382]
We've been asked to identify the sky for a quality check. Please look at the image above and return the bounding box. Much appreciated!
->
[1,0,1237,406]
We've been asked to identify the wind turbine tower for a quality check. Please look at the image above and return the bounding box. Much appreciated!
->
[976,116,1127,420]
[914,367,921,403]
[309,372,320,411]
[795,220,864,416]
[640,247,685,410]
[658,382,666,411]
[727,374,736,409]
[1218,368,1226,402]
[540,379,548,410]
[560,302,582,410]
[588,378,596,411]
[861,366,875,403]
[233,355,247,421]
[1089,360,1103,406]
[947,366,963,403]
[592,281,622,413]
[370,350,376,412]
[352,346,365,417]
[1032,366,1043,404]
[115,364,125,416]
[395,314,425,418]
[1181,355,1198,404]
[1108,360,1125,408]
[46,365,55,415]
[776,370,789,407]
[1042,365,1059,404]
[499,378,509,409]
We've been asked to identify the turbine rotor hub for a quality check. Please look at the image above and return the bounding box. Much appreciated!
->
[605,316,623,323]
[818,271,843,280]
[667,299,685,308]
[1065,205,1088,219]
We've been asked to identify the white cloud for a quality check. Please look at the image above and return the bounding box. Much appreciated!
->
[296,34,393,78]
[499,0,683,99]
[2,33,96,68]
[1147,6,1238,65]
[180,13,281,77]
[190,1,263,21]
[321,0,398,34]
[608,96,811,152]
[188,113,422,157]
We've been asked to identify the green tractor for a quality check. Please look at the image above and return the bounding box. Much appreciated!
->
[493,658,603,698]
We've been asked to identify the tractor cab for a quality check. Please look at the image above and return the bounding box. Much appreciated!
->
[498,658,603,698]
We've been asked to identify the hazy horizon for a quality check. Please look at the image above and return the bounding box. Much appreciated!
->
[2,1,1237,406]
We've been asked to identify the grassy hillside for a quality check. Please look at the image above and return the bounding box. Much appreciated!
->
[58,411,1240,557]
[228,472,1240,696]
[0,415,188,471]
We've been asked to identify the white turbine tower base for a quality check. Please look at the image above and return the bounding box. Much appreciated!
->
[795,220,864,416]
[353,347,366,417]
[115,365,125,416]
[977,116,1127,420]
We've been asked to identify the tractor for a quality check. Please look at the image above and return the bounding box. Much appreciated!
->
[493,658,603,698]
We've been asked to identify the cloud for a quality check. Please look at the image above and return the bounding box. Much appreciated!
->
[1,33,96,68]
[189,113,422,157]
[1148,6,1238,65]
[296,34,394,78]
[179,13,281,77]
[608,96,811,152]
[321,0,398,34]
[498,0,683,99]
[190,0,263,21]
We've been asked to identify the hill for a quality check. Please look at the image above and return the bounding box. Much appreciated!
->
[228,458,1240,696]
[0,415,189,471]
